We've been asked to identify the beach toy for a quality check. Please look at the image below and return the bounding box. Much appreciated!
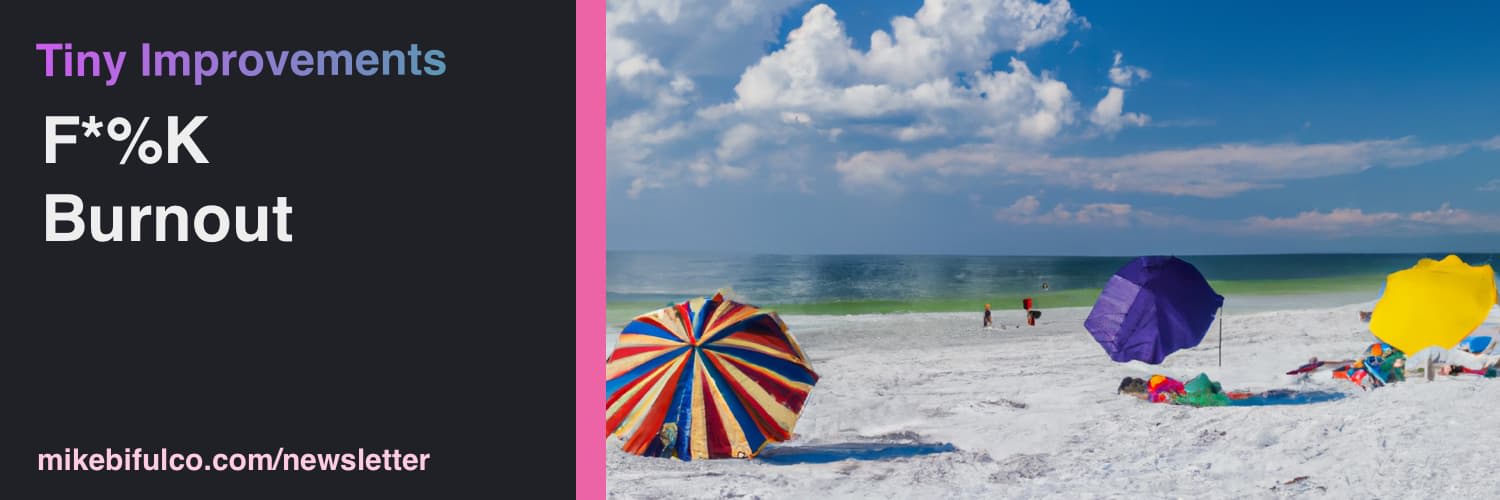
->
[606,291,819,460]
[1370,255,1496,355]
[1084,256,1224,364]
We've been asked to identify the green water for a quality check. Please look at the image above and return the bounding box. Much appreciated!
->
[605,274,1391,326]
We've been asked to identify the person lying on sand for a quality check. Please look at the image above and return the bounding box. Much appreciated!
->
[1431,361,1500,378]
[1118,373,1234,407]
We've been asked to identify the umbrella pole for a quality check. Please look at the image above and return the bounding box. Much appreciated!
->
[1426,351,1434,382]
[1218,307,1223,367]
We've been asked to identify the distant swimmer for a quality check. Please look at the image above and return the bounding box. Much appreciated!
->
[1041,281,1049,291]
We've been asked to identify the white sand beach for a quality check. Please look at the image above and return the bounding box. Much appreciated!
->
[605,298,1500,498]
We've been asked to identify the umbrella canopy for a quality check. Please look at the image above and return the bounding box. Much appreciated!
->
[606,292,819,460]
[1369,255,1497,355]
[1085,256,1225,364]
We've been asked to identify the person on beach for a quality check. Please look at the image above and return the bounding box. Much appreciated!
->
[644,423,679,459]
[1422,341,1500,378]
[1433,360,1500,378]
[983,304,992,327]
[1117,373,1232,407]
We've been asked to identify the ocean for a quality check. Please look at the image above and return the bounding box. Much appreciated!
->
[605,252,1498,324]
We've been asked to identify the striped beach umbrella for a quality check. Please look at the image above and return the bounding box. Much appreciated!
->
[606,292,819,460]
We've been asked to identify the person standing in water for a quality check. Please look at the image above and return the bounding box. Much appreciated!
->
[983,304,992,327]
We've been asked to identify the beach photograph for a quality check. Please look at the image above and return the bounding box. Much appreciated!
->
[599,1,1500,498]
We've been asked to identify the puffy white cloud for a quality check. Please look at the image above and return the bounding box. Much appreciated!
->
[627,177,666,199]
[1406,203,1500,230]
[833,137,1471,198]
[607,1,1176,199]
[833,150,921,194]
[987,197,1500,236]
[1107,51,1149,87]
[996,194,1042,219]
[860,0,1076,84]
[607,0,803,86]
[716,123,762,161]
[730,5,885,115]
[688,158,753,187]
[1089,87,1150,132]
[992,195,1179,227]
[608,110,690,148]
[982,193,1500,236]
[1244,208,1402,233]
[1086,53,1150,133]
[606,109,693,179]
[895,123,948,142]
[611,48,666,82]
[669,75,695,94]
[607,0,809,197]
[780,111,813,125]
[1243,203,1500,235]
[727,4,1080,142]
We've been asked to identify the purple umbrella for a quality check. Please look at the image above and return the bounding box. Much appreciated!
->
[1085,256,1224,364]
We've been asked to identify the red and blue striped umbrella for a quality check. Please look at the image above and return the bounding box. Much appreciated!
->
[606,292,819,460]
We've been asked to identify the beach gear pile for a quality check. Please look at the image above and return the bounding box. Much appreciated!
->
[1331,342,1406,390]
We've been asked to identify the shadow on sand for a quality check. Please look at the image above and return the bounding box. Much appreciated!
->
[757,442,958,465]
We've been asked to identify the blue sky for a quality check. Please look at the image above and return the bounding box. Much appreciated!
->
[605,1,1500,255]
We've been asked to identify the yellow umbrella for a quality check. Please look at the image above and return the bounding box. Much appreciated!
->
[1370,255,1497,355]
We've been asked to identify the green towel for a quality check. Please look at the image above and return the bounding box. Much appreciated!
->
[1174,373,1230,407]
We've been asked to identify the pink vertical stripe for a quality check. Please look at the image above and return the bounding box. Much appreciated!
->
[576,0,606,497]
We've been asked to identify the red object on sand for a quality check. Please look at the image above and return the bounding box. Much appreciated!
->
[1285,361,1321,375]
[1023,297,1033,310]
